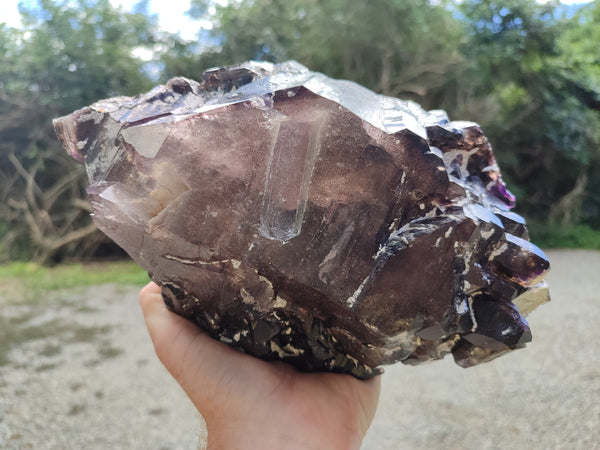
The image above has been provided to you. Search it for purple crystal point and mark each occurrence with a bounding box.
[53,61,550,378]
[490,182,516,208]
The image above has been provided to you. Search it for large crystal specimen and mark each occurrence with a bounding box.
[54,61,550,378]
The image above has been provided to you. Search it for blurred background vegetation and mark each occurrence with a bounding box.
[1,0,599,265]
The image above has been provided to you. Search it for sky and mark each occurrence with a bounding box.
[2,0,593,39]
[2,0,208,41]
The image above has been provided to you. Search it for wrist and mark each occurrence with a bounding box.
[205,419,363,450]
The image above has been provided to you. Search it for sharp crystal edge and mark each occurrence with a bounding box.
[53,61,550,378]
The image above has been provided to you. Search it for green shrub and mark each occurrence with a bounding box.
[528,222,600,250]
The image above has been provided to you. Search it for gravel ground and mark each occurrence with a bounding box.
[0,249,598,449]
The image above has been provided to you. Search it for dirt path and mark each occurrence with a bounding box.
[1,250,598,449]
[0,282,202,449]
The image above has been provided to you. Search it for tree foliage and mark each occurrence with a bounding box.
[0,0,158,262]
[456,0,600,226]
[166,0,465,108]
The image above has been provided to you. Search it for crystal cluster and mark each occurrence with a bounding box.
[54,61,550,378]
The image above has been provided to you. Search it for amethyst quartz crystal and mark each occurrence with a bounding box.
[54,61,550,378]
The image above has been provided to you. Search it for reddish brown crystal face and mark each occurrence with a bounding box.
[54,61,550,378]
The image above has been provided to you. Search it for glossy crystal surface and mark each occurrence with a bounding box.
[54,61,550,378]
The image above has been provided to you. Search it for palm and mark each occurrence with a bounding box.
[140,282,380,449]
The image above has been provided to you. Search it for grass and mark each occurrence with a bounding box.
[0,260,150,292]
[528,223,600,250]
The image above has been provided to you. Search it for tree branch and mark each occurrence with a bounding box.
[48,222,99,253]
[7,152,43,200]
[548,172,588,225]
[43,170,84,211]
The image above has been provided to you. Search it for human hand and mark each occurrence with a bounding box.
[139,281,381,450]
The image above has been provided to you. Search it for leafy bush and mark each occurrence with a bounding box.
[528,222,600,250]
